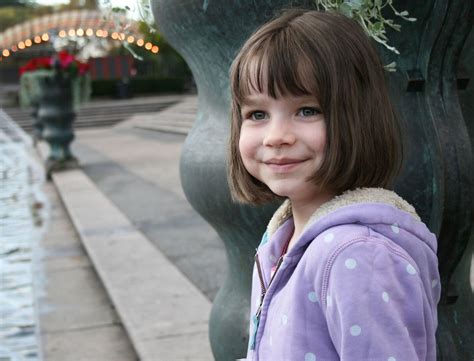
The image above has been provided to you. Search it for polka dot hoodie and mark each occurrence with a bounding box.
[245,188,440,361]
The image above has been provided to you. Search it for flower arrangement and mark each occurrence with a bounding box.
[19,51,91,109]
[19,51,90,77]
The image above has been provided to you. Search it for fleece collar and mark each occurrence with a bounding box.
[266,187,420,237]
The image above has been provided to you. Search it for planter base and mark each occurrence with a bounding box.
[46,156,79,180]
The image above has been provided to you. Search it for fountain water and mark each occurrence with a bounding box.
[0,109,50,361]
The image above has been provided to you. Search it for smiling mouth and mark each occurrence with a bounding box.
[264,158,307,172]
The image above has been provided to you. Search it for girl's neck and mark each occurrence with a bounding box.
[287,190,335,252]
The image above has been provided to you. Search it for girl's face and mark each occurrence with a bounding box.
[239,91,328,205]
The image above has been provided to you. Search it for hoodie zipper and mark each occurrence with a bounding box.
[250,252,285,350]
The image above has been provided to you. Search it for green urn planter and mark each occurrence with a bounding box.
[151,0,473,360]
[30,101,42,144]
[37,71,78,177]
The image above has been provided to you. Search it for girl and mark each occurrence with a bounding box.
[228,9,440,361]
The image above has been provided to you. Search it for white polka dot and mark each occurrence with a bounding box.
[350,325,362,336]
[432,279,438,288]
[382,292,390,302]
[324,233,334,243]
[305,353,316,361]
[255,298,261,308]
[281,314,288,325]
[326,296,332,307]
[406,264,417,275]
[280,258,288,270]
[391,223,400,234]
[308,292,318,303]
[388,357,397,361]
[269,255,277,263]
[345,258,357,269]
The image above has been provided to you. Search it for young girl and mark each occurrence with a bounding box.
[228,9,440,361]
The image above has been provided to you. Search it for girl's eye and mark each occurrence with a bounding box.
[250,111,267,121]
[298,107,321,117]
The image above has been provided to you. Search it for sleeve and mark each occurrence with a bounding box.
[321,240,435,361]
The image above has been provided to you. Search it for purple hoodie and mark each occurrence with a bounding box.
[245,188,440,361]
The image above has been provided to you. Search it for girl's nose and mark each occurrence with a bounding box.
[262,120,296,147]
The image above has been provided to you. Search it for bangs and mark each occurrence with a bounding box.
[233,28,322,103]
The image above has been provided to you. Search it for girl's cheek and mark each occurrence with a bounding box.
[239,132,258,170]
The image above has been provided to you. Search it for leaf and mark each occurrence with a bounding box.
[384,61,397,72]
[348,0,362,9]
[396,10,408,16]
[372,21,383,32]
[339,3,353,17]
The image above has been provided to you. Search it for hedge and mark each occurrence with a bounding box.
[91,77,186,97]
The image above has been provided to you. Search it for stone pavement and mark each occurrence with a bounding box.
[35,95,226,360]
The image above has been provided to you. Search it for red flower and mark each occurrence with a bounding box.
[19,52,89,76]
[57,50,75,69]
[77,62,90,75]
[19,57,51,74]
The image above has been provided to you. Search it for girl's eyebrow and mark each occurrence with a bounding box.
[241,95,269,106]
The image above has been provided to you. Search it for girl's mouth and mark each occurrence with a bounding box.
[264,158,306,172]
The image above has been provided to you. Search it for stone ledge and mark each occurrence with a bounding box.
[38,146,214,360]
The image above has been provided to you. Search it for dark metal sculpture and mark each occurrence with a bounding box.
[37,69,78,177]
[151,0,473,359]
[30,100,42,145]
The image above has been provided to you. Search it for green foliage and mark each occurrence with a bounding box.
[0,5,53,32]
[91,76,185,97]
[0,0,97,32]
[315,0,416,71]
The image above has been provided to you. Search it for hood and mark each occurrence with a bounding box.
[264,187,437,259]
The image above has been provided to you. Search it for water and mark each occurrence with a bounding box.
[0,109,49,361]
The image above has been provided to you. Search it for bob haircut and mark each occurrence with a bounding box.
[228,9,403,204]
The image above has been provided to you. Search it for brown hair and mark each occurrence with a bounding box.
[228,9,403,204]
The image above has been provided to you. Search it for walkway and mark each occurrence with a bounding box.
[35,95,226,360]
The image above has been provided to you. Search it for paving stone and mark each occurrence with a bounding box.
[35,183,137,361]
[41,324,138,361]
[49,169,214,361]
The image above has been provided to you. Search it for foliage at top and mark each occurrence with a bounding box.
[315,0,416,71]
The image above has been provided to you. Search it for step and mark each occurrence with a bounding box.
[37,143,214,361]
[116,96,198,135]
[4,103,177,122]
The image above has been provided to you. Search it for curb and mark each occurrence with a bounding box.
[37,143,214,361]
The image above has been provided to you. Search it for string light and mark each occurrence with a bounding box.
[1,28,161,57]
